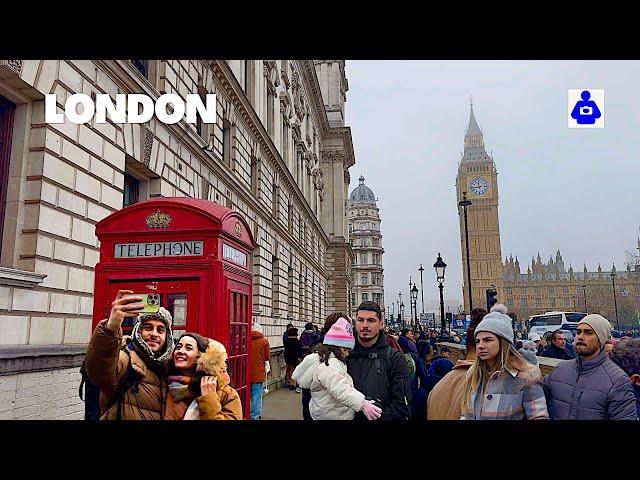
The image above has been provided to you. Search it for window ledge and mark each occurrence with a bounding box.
[0,267,47,288]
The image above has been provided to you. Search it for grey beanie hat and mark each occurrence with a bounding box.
[580,314,612,350]
[475,311,514,344]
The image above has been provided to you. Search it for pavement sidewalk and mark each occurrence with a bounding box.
[261,386,303,420]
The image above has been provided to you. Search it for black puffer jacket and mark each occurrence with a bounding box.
[347,332,411,421]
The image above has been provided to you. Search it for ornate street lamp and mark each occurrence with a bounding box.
[411,283,419,330]
[458,192,473,311]
[418,264,425,315]
[434,253,447,335]
[400,302,405,329]
[611,270,620,329]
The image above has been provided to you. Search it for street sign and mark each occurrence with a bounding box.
[420,313,435,326]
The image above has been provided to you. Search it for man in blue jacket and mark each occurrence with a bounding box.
[543,314,636,420]
[540,330,576,360]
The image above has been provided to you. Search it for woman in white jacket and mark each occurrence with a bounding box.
[292,317,382,420]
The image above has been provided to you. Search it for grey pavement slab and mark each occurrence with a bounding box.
[261,386,303,420]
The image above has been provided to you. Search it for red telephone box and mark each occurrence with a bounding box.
[92,197,256,418]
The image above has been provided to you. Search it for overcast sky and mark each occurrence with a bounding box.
[344,60,640,313]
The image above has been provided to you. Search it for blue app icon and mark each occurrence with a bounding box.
[571,90,602,125]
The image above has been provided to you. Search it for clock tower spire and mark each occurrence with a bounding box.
[456,102,503,313]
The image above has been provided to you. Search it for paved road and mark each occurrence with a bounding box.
[261,386,303,420]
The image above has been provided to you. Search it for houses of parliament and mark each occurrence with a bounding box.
[456,104,640,325]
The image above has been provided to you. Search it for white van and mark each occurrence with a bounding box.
[527,311,588,337]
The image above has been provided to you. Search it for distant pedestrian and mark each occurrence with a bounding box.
[540,330,576,360]
[250,323,270,420]
[283,326,302,391]
[460,310,549,420]
[292,317,382,420]
[543,314,636,420]
[282,322,293,347]
[300,322,320,357]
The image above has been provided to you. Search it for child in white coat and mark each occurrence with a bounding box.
[292,317,382,420]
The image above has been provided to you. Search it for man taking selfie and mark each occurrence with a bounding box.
[85,290,175,420]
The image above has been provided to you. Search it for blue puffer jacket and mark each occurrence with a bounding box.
[542,350,637,420]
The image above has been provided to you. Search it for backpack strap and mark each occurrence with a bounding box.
[106,344,142,420]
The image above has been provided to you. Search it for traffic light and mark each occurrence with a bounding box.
[486,287,498,311]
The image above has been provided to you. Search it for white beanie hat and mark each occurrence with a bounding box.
[579,314,612,350]
[475,311,514,344]
[252,322,264,334]
[528,332,541,342]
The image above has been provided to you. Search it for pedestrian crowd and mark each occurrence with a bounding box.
[84,291,639,420]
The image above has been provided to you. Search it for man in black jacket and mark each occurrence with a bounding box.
[347,301,411,421]
[540,330,576,360]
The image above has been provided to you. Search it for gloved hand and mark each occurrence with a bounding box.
[362,399,382,420]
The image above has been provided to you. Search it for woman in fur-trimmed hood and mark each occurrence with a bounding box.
[165,332,243,420]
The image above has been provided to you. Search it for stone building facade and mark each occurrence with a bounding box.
[0,59,355,419]
[456,102,639,326]
[347,175,385,317]
[502,248,640,326]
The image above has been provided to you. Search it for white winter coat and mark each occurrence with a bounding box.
[292,351,366,420]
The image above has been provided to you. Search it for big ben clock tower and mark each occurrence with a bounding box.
[456,102,503,313]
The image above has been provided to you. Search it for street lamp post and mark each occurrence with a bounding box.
[418,264,425,315]
[582,284,587,313]
[400,302,405,329]
[458,192,473,312]
[611,271,619,329]
[398,291,402,329]
[411,283,419,330]
[433,253,447,335]
[409,277,413,329]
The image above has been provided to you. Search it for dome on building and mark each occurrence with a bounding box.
[349,175,376,204]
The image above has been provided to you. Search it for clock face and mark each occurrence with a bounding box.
[470,177,490,195]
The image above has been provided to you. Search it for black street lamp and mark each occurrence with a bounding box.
[581,284,587,313]
[611,271,619,329]
[408,276,413,329]
[458,192,473,312]
[418,264,425,315]
[434,253,447,335]
[400,302,405,329]
[411,283,419,330]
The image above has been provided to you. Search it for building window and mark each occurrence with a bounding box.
[282,116,289,164]
[360,273,368,285]
[373,293,381,305]
[244,60,255,104]
[351,292,356,308]
[0,96,15,256]
[361,293,369,302]
[124,173,140,206]
[272,183,279,218]
[222,119,234,169]
[266,88,274,138]
[287,267,294,318]
[196,82,207,139]
[131,60,149,78]
[372,253,380,265]
[521,298,528,308]
[563,286,569,294]
[250,157,259,196]
[360,253,368,264]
